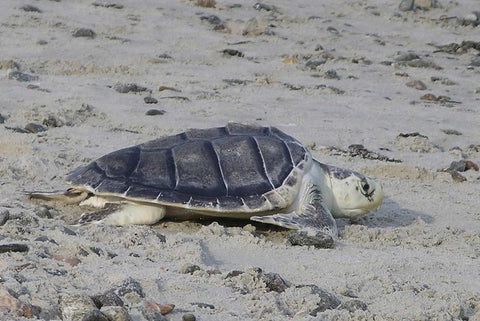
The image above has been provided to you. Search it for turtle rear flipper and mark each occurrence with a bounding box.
[250,181,337,236]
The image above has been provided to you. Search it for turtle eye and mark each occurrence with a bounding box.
[362,182,370,192]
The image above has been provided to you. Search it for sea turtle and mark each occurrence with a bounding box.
[29,123,383,237]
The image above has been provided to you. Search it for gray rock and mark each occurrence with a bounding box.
[25,123,47,133]
[338,299,368,312]
[8,70,39,82]
[261,272,289,293]
[35,205,53,218]
[398,0,414,11]
[0,113,5,124]
[100,306,131,321]
[60,294,97,321]
[296,284,341,315]
[81,309,109,321]
[116,277,144,298]
[286,230,334,249]
[449,161,467,172]
[305,59,326,70]
[72,28,96,38]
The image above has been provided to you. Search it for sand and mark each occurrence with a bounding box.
[0,0,479,320]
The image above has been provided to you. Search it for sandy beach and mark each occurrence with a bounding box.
[1,0,479,320]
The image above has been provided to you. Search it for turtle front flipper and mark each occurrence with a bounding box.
[26,188,90,204]
[250,181,337,236]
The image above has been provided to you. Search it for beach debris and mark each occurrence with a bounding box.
[145,109,166,116]
[190,302,215,309]
[406,79,427,90]
[222,49,244,57]
[92,2,124,9]
[158,86,180,92]
[338,299,368,312]
[0,210,9,226]
[199,14,226,30]
[325,144,401,162]
[286,230,334,249]
[7,70,39,82]
[20,5,42,12]
[144,96,158,104]
[182,314,196,321]
[72,28,96,38]
[179,263,201,274]
[145,302,175,315]
[43,115,64,128]
[0,243,29,253]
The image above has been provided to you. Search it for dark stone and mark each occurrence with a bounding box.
[286,230,334,249]
[222,49,244,57]
[8,70,39,82]
[398,0,414,11]
[145,109,166,116]
[0,243,29,253]
[305,59,326,70]
[449,161,467,172]
[225,270,244,278]
[144,97,158,104]
[0,210,9,226]
[44,268,67,276]
[182,314,196,321]
[179,264,201,274]
[0,113,5,124]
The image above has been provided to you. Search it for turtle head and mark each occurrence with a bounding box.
[323,165,383,218]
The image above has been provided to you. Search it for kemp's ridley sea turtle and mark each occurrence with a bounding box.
[29,123,383,237]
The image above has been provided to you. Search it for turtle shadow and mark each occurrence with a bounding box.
[336,196,433,230]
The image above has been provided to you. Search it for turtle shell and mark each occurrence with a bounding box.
[67,123,311,213]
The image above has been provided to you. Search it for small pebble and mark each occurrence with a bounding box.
[286,230,334,249]
[441,129,462,135]
[50,254,81,267]
[0,113,5,124]
[72,28,96,38]
[145,302,174,315]
[305,59,326,70]
[8,70,39,82]
[145,109,166,116]
[179,263,201,274]
[0,210,10,226]
[449,170,467,182]
[144,97,158,104]
[196,0,216,8]
[253,2,275,12]
[182,314,196,321]
[296,284,341,315]
[326,26,339,35]
[461,159,479,171]
[43,115,64,128]
[35,205,53,218]
[406,80,427,90]
[25,123,47,133]
[60,294,97,321]
[0,244,29,253]
[261,272,289,293]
